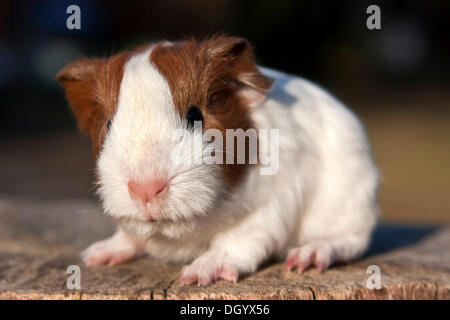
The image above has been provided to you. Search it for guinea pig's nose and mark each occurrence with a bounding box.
[127,178,167,205]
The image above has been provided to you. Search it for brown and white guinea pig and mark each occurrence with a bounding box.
[57,35,379,286]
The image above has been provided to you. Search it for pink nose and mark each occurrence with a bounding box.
[128,178,167,205]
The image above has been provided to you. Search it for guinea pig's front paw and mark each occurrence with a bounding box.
[179,252,238,286]
[81,239,137,267]
[286,242,335,274]
[81,231,142,267]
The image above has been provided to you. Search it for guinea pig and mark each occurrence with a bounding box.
[57,35,379,286]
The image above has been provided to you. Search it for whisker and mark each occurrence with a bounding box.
[97,122,108,151]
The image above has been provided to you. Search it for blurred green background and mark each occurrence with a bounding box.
[0,0,449,223]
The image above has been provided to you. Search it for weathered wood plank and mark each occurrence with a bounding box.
[0,198,448,299]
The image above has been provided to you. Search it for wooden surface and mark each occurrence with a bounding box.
[0,197,448,300]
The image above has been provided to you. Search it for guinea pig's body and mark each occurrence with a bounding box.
[58,36,378,285]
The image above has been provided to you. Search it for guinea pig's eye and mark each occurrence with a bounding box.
[107,120,112,131]
[186,106,203,130]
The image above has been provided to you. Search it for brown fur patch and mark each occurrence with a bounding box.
[150,36,273,187]
[57,51,133,157]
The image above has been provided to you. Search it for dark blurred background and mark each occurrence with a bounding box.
[0,0,449,223]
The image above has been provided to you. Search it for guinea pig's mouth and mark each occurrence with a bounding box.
[113,214,173,226]
[137,203,167,222]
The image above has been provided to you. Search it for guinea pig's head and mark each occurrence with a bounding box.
[57,36,272,237]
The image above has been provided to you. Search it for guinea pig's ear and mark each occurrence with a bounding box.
[56,58,105,134]
[203,36,274,107]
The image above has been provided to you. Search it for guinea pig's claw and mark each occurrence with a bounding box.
[179,261,238,286]
[286,242,334,274]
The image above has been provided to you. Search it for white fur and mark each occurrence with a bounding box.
[85,50,379,284]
